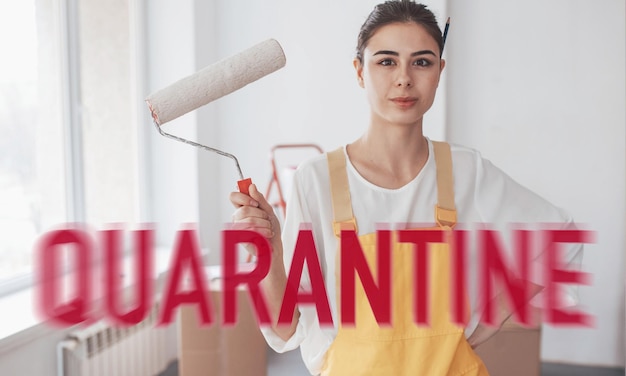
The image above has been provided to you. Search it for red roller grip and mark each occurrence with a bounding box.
[238,178,252,195]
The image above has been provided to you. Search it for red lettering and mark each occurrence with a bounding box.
[340,230,391,325]
[279,229,332,325]
[31,225,596,329]
[36,229,92,326]
[398,229,444,325]
[103,228,154,325]
[158,229,211,326]
[544,229,593,326]
[480,229,531,326]
[451,229,469,325]
[222,230,271,325]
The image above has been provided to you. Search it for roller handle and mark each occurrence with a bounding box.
[238,177,253,263]
[237,178,252,195]
[239,179,278,264]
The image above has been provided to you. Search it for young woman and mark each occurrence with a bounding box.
[230,1,581,374]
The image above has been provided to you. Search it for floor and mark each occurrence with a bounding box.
[160,350,625,376]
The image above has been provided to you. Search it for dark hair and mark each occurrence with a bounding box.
[356,0,444,62]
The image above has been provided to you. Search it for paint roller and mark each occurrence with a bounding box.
[145,38,286,194]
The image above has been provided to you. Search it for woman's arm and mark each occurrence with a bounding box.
[229,184,299,340]
[468,281,544,348]
[467,151,584,345]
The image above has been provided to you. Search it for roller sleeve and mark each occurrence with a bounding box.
[146,38,286,126]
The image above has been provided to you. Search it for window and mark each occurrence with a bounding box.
[0,0,143,296]
[0,0,66,289]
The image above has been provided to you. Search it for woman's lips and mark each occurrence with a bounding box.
[391,97,418,108]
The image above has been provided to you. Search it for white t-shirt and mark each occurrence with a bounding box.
[261,138,582,375]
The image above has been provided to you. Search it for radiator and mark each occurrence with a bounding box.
[57,304,170,376]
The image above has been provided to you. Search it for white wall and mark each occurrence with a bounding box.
[144,0,625,369]
[446,0,625,367]
[146,0,200,247]
[0,326,77,375]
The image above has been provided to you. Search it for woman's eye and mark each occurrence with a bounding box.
[379,59,395,66]
[413,59,432,67]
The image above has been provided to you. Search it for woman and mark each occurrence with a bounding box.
[230,1,581,375]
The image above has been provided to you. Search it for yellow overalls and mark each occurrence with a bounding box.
[321,142,489,375]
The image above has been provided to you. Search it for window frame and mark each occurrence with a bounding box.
[0,0,149,299]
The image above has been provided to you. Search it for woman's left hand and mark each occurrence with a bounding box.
[467,322,502,349]
[468,281,544,349]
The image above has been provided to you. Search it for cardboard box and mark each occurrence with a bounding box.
[178,285,267,376]
[473,310,542,376]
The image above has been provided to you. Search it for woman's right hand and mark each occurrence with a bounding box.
[230,184,297,337]
[229,183,283,257]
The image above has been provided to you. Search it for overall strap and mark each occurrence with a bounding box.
[327,142,456,234]
[432,141,457,228]
[327,147,358,238]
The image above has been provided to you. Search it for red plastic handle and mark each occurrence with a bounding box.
[238,177,254,263]
[238,178,252,195]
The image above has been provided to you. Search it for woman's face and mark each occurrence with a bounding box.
[355,22,445,127]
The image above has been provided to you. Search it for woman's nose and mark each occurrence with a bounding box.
[395,67,412,87]
[396,80,412,87]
